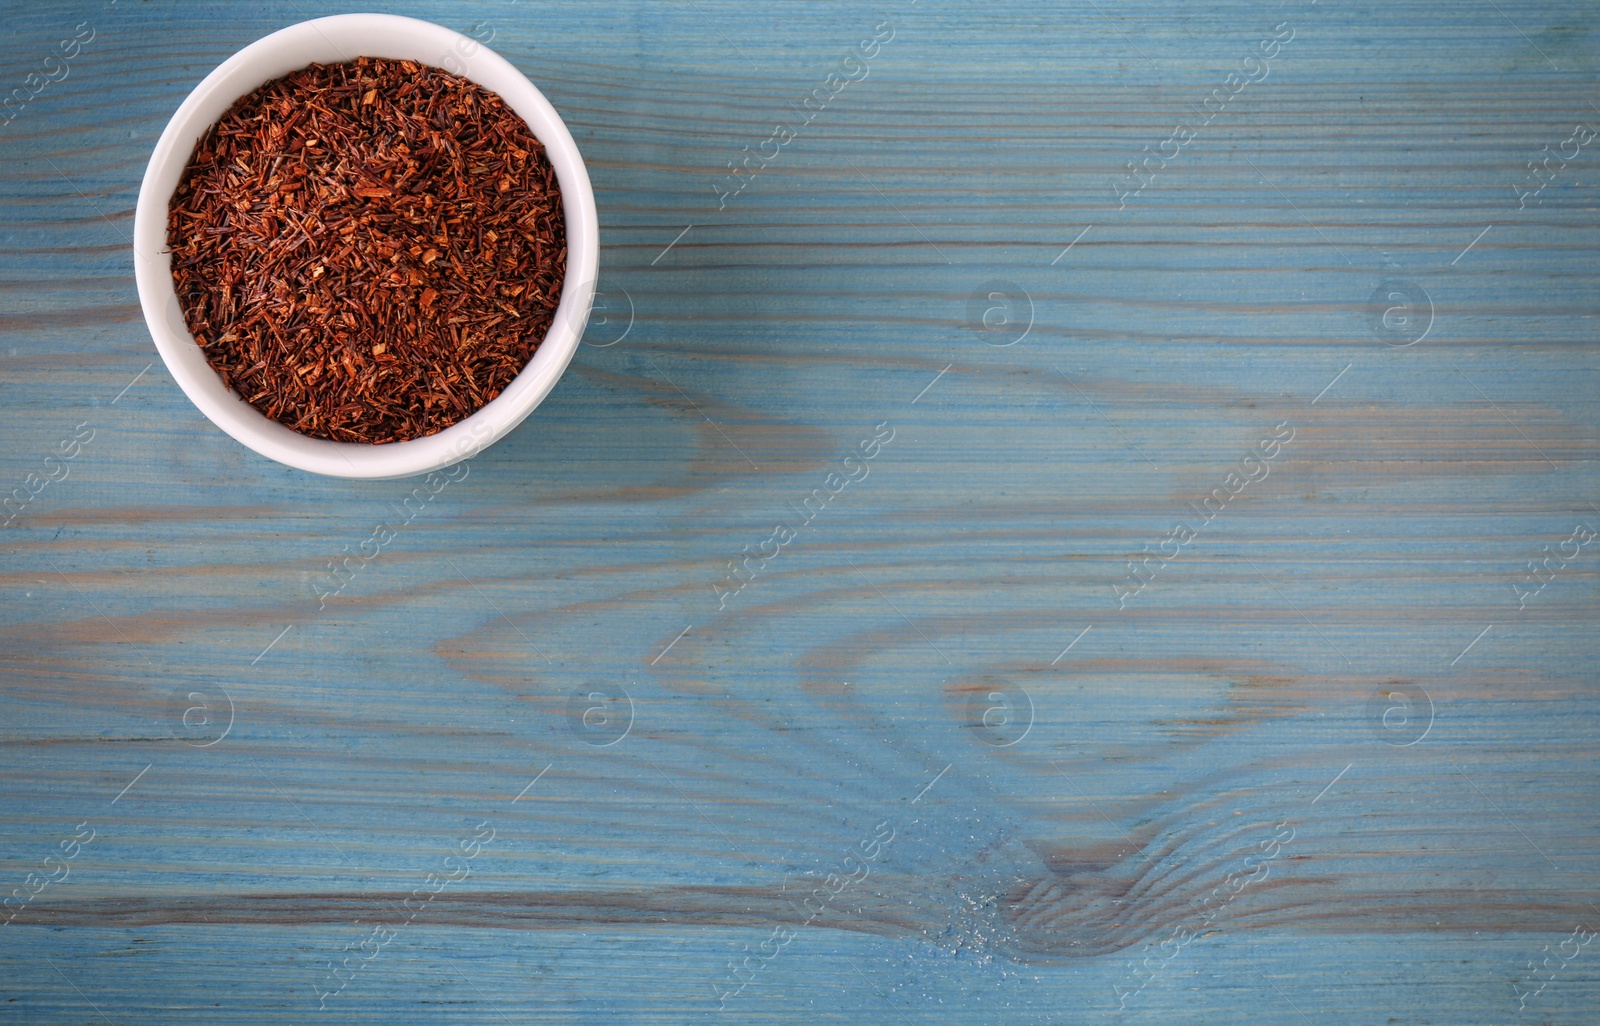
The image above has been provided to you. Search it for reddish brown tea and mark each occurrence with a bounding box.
[167,57,566,444]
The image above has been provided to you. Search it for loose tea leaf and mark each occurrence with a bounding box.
[167,57,566,444]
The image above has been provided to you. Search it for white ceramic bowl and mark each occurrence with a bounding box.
[134,14,597,479]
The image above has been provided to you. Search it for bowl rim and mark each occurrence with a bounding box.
[133,12,597,480]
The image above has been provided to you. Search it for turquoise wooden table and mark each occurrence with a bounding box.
[3,0,1598,1022]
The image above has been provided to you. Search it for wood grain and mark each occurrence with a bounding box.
[1,0,1597,1022]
